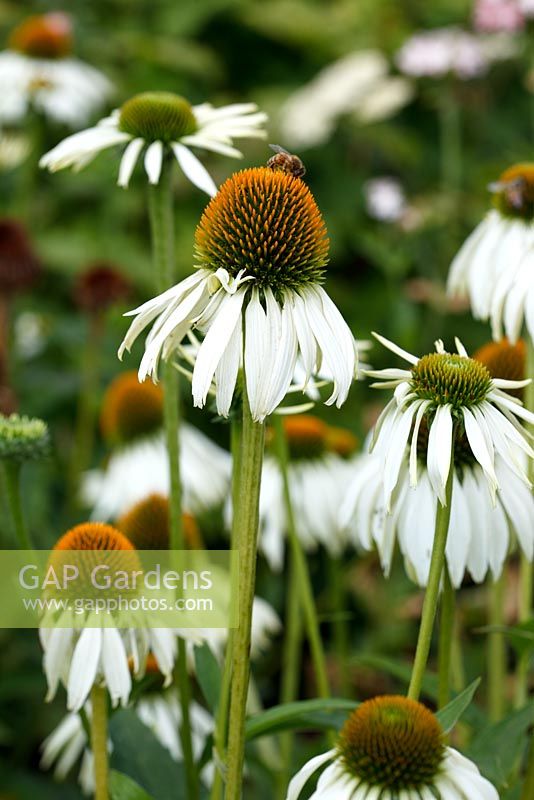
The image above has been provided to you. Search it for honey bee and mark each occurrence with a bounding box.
[266,144,306,178]
[489,176,526,212]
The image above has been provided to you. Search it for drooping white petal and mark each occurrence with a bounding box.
[286,749,337,800]
[144,140,164,184]
[171,142,217,196]
[118,137,144,187]
[101,628,132,707]
[426,404,453,505]
[67,628,102,711]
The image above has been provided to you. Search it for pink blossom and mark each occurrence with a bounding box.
[474,0,525,32]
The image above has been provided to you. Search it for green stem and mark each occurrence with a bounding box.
[408,468,454,701]
[3,461,32,548]
[148,159,197,798]
[439,86,462,195]
[488,571,507,722]
[225,383,265,800]
[70,314,103,500]
[516,338,534,708]
[329,556,350,697]
[210,417,243,800]
[91,685,109,800]
[272,415,330,700]
[438,566,455,709]
[277,549,303,799]
[521,735,534,800]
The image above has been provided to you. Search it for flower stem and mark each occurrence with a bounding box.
[408,468,454,702]
[148,159,197,798]
[272,415,330,699]
[277,548,303,799]
[91,685,109,800]
[69,314,103,502]
[210,416,242,800]
[516,338,534,708]
[437,566,455,709]
[225,382,265,800]
[3,460,32,548]
[488,571,507,722]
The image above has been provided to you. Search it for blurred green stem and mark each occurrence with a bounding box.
[91,685,109,800]
[70,314,103,500]
[272,414,330,700]
[148,159,198,799]
[408,467,453,701]
[516,339,534,708]
[277,547,303,799]
[225,381,265,800]
[3,460,31,548]
[488,571,507,722]
[439,87,462,194]
[211,416,242,800]
[329,556,350,696]
[437,566,454,709]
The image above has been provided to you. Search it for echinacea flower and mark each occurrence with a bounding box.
[0,412,49,462]
[396,28,489,79]
[81,371,231,519]
[41,658,213,795]
[365,333,533,509]
[0,13,112,127]
[342,335,534,585]
[119,166,357,422]
[117,494,203,550]
[39,522,181,711]
[242,415,358,570]
[73,262,131,315]
[447,163,534,344]
[40,91,267,194]
[363,177,406,223]
[287,695,498,799]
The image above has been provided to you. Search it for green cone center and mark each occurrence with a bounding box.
[411,353,492,410]
[119,92,197,143]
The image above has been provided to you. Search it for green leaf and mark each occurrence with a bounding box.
[109,710,187,800]
[475,621,534,658]
[194,643,221,713]
[435,678,481,733]
[245,698,357,740]
[110,771,155,800]
[467,704,534,787]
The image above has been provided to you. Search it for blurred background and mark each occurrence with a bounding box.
[0,0,532,797]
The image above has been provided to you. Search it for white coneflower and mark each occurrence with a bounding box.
[195,594,281,662]
[81,371,231,519]
[252,415,358,570]
[447,163,534,343]
[279,51,413,149]
[363,177,407,223]
[39,522,181,712]
[396,28,489,79]
[286,695,498,800]
[0,13,112,127]
[340,444,534,587]
[41,659,213,795]
[40,90,267,195]
[119,166,357,423]
[365,333,533,509]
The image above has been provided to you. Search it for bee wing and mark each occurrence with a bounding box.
[269,143,290,155]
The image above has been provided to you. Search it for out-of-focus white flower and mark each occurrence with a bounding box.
[40,93,267,194]
[396,27,489,79]
[447,163,534,343]
[519,0,534,16]
[0,129,30,170]
[14,311,47,358]
[227,415,359,570]
[364,177,407,222]
[83,424,231,521]
[0,13,111,127]
[279,51,413,149]
[195,595,281,661]
[474,0,525,32]
[41,686,214,795]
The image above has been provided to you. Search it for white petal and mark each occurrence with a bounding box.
[371,331,418,364]
[118,137,144,187]
[101,628,131,707]
[67,628,102,711]
[286,750,337,800]
[171,142,217,196]
[144,140,163,184]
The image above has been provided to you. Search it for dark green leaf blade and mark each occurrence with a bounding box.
[110,770,155,800]
[435,678,481,733]
[245,698,357,740]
